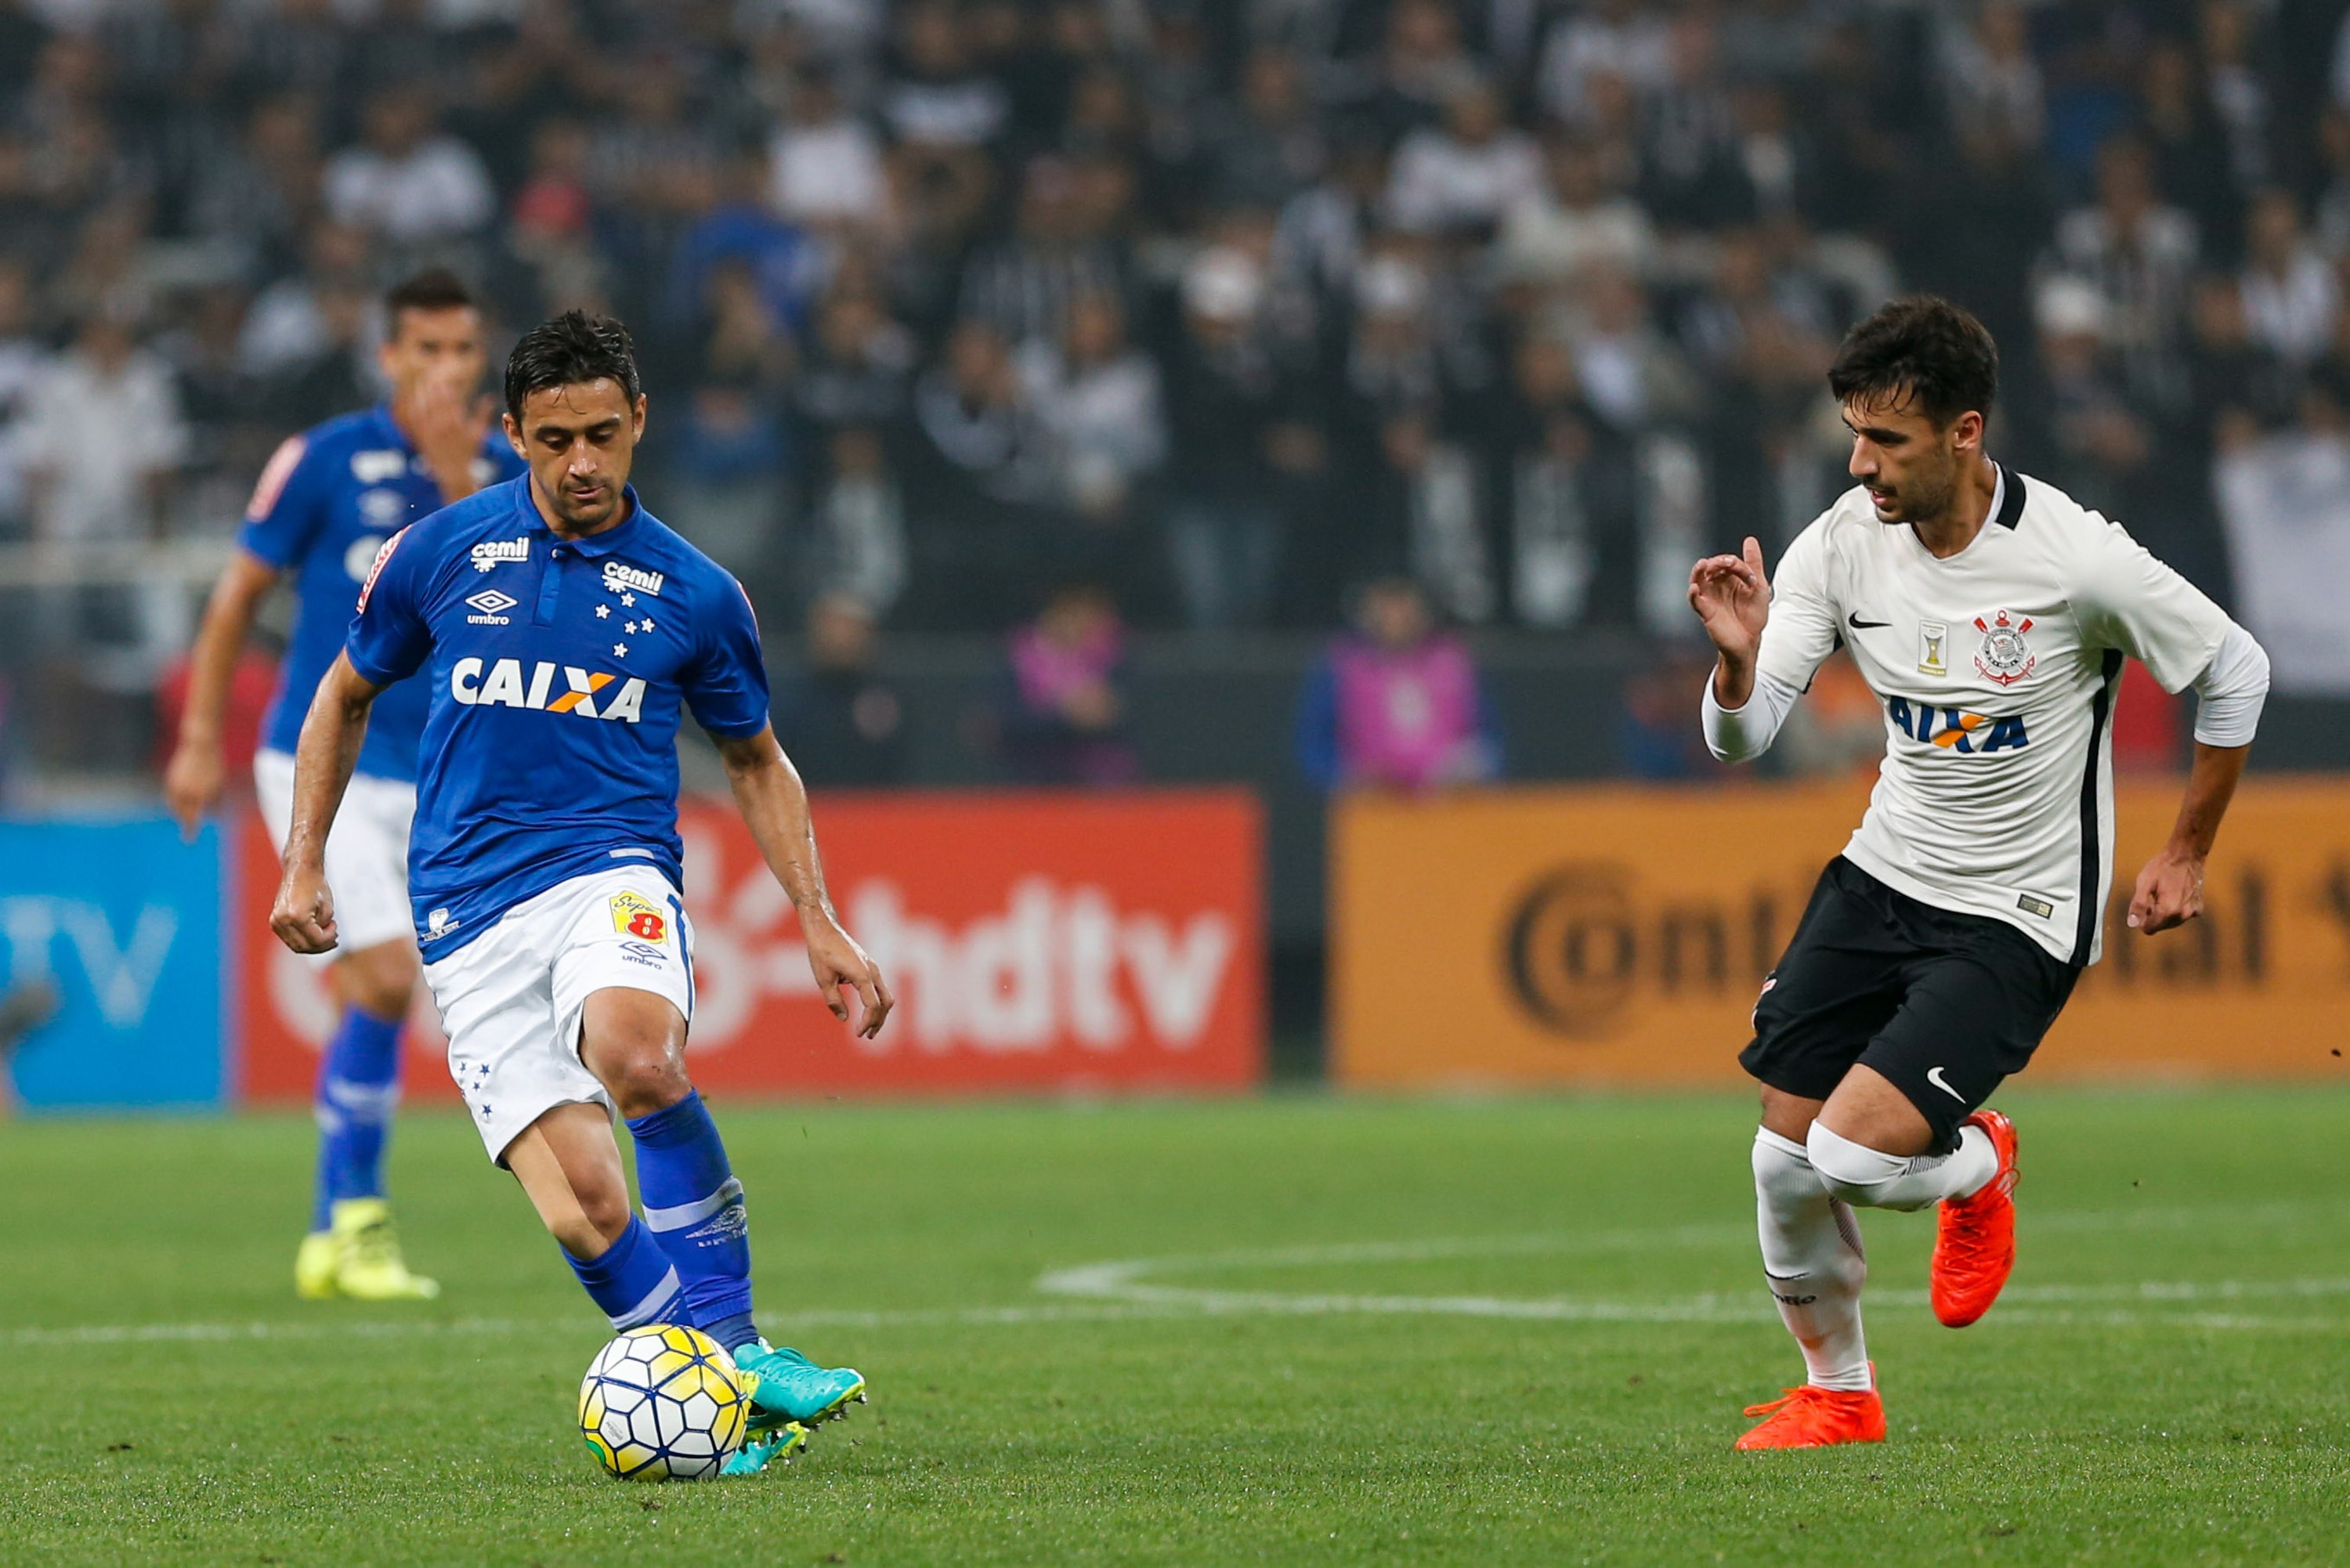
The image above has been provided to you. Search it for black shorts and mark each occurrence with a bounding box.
[1741,857,2080,1146]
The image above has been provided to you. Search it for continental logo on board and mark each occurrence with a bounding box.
[1498,859,2344,1042]
[1329,781,2350,1089]
[1501,862,1794,1039]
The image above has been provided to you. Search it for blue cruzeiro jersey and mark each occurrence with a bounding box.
[239,405,526,781]
[345,477,772,962]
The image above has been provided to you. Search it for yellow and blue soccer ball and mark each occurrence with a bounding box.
[577,1324,750,1480]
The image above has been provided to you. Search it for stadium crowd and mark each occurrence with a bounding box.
[4,0,2350,775]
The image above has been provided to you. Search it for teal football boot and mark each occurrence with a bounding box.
[721,1420,808,1477]
[732,1340,866,1428]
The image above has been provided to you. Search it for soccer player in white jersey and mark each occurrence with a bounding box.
[1688,297,2271,1449]
[271,312,894,1476]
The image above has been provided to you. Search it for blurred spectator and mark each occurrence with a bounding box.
[1294,576,1499,793]
[998,580,1137,786]
[2237,190,2337,366]
[1617,645,1722,780]
[1493,135,1657,290]
[0,259,49,537]
[1386,81,1542,238]
[2047,137,2200,406]
[1163,245,1314,630]
[322,85,495,250]
[19,311,186,544]
[770,72,890,231]
[956,157,1124,347]
[807,426,908,617]
[1202,47,1324,211]
[661,146,819,348]
[1939,2,2044,172]
[2212,385,2350,693]
[797,284,917,434]
[1017,290,1165,525]
[1537,0,1672,125]
[773,593,909,789]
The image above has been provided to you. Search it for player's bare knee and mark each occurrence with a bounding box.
[595,1046,691,1121]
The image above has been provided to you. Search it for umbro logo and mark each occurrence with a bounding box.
[465,588,518,624]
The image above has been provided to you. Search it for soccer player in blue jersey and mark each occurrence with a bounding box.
[270,311,894,1476]
[168,269,522,1302]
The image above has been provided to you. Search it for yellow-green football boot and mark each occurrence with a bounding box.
[294,1230,342,1299]
[330,1198,440,1300]
[720,1419,809,1477]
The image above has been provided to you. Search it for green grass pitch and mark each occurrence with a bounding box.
[2,1088,2346,1566]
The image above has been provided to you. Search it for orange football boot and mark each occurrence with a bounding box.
[1734,1370,1886,1451]
[1932,1108,2019,1328]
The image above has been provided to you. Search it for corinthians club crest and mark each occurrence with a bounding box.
[1972,609,2036,687]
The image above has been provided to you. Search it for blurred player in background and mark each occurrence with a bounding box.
[1688,298,2271,1449]
[272,311,891,1476]
[166,269,522,1301]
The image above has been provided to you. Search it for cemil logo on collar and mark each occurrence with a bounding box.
[602,561,664,598]
[471,538,530,573]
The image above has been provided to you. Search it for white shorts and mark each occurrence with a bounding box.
[420,866,696,1163]
[255,748,418,959]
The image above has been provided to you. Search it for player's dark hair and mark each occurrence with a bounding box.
[503,309,642,421]
[1828,296,1999,428]
[384,267,476,327]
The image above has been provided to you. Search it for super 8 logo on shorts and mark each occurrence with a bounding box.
[609,890,668,943]
[450,656,647,722]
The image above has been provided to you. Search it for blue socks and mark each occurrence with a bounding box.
[627,1090,757,1350]
[310,1006,404,1231]
[565,1214,682,1329]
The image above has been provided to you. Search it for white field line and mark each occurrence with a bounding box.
[13,1202,2350,1347]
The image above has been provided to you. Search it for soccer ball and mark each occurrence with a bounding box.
[577,1324,750,1480]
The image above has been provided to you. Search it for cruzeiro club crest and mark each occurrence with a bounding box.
[1972,609,2036,687]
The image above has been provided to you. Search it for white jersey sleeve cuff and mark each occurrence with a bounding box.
[2189,622,2269,749]
[1701,668,1804,762]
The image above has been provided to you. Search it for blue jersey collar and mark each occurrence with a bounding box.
[366,403,416,456]
[511,479,653,557]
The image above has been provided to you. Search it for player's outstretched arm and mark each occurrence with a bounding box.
[164,551,280,840]
[2128,741,2251,934]
[714,726,896,1040]
[270,652,382,956]
[1688,536,1772,708]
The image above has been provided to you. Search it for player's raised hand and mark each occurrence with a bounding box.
[2127,847,2206,934]
[1687,535,1772,660]
[271,863,340,955]
[802,910,895,1039]
[161,735,226,842]
[400,370,496,504]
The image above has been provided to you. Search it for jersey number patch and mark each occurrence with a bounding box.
[609,891,668,945]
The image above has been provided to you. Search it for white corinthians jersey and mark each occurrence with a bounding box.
[1753,468,2232,965]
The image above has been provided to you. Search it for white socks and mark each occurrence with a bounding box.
[1752,1128,1871,1392]
[1806,1121,1996,1213]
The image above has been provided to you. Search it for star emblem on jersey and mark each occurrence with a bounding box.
[613,642,627,657]
[595,604,609,619]
[1972,610,2037,687]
